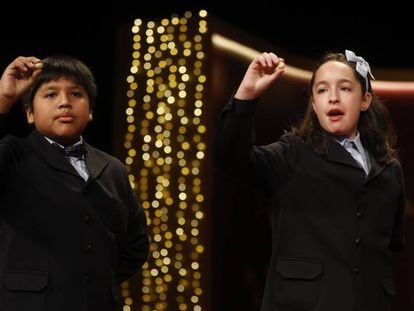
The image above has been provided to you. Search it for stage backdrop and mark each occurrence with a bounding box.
[112,10,414,311]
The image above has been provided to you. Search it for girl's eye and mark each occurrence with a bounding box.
[317,88,326,94]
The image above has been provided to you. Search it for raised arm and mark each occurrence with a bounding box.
[234,52,285,100]
[0,56,42,114]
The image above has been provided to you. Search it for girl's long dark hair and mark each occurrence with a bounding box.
[292,52,398,165]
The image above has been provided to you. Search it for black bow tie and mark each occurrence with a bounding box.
[54,143,87,159]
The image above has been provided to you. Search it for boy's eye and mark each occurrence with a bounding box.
[45,92,57,98]
[71,91,83,97]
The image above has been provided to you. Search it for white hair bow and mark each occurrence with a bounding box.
[345,49,375,89]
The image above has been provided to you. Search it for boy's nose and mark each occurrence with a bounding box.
[58,102,71,108]
[58,95,72,108]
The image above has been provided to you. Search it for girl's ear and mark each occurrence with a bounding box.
[361,92,372,111]
[88,111,93,121]
[311,96,317,112]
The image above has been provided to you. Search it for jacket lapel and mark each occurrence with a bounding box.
[324,137,387,181]
[366,154,387,181]
[324,138,363,172]
[27,130,78,176]
[84,145,109,182]
[28,130,110,183]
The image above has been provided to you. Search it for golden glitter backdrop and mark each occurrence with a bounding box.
[119,9,209,311]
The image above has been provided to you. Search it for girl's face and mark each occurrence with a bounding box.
[311,60,372,138]
[26,76,92,145]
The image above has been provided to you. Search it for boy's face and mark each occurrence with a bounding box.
[26,76,93,145]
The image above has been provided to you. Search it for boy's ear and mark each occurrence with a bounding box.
[88,111,93,121]
[25,107,34,124]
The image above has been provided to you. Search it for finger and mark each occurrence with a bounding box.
[277,60,285,71]
[34,62,43,70]
[12,57,41,76]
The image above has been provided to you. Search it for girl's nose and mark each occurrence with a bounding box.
[328,91,339,104]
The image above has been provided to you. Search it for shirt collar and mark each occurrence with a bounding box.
[44,136,84,148]
[335,131,364,153]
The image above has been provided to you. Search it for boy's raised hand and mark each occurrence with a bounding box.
[0,56,42,113]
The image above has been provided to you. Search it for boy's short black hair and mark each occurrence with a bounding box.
[23,55,97,111]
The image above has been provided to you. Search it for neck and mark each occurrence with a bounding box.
[43,135,83,147]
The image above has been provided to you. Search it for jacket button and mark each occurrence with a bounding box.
[86,244,94,253]
[356,211,364,219]
[355,238,362,246]
[353,267,359,274]
[84,215,91,224]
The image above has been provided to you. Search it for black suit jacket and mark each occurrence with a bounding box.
[214,98,406,311]
[0,120,149,311]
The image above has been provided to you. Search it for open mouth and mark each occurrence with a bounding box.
[327,109,344,121]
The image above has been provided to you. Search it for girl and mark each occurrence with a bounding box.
[214,51,406,311]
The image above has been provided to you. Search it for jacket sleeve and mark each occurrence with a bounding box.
[0,114,7,138]
[0,114,15,192]
[213,96,257,171]
[213,96,296,196]
[116,177,150,283]
[389,160,406,253]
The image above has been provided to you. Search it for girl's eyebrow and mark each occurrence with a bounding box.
[314,78,353,86]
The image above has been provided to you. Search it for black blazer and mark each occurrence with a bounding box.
[214,98,406,311]
[0,123,149,311]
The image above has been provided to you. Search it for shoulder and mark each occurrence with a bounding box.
[85,145,132,187]
[1,133,24,144]
[280,131,300,141]
[86,144,121,161]
[389,158,405,177]
[0,135,29,171]
[0,134,27,153]
[260,131,304,160]
[278,131,305,149]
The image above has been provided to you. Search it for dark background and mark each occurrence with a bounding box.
[2,2,413,152]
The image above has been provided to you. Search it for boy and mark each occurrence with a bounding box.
[0,55,149,311]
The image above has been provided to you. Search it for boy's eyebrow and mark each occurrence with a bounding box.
[37,84,86,92]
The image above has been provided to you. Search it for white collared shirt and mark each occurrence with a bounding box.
[44,136,89,181]
[337,132,371,175]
